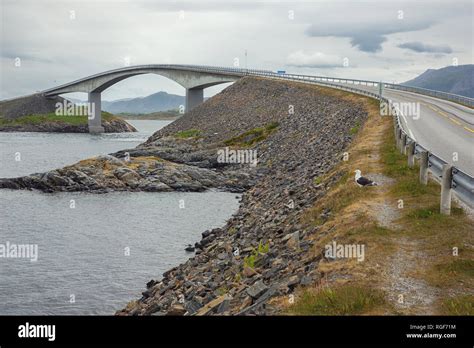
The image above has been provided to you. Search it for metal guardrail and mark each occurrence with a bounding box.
[173,65,473,107]
[382,83,474,108]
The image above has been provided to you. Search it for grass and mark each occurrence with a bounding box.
[440,295,474,315]
[349,121,361,135]
[243,241,270,269]
[302,170,371,227]
[0,112,116,126]
[289,285,386,315]
[436,259,474,277]
[424,259,474,288]
[224,122,279,147]
[174,129,201,138]
[284,92,473,315]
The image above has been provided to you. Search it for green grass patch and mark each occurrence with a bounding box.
[314,176,323,185]
[224,122,279,147]
[349,121,361,135]
[402,204,467,237]
[346,224,394,237]
[434,259,474,280]
[243,241,270,269]
[0,112,115,126]
[440,295,474,315]
[289,285,386,315]
[174,129,201,138]
[381,133,412,178]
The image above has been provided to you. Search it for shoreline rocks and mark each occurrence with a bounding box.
[0,117,137,133]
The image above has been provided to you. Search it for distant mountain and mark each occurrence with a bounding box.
[102,92,185,114]
[402,65,474,98]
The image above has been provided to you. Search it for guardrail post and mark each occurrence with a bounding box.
[393,119,398,140]
[396,128,402,150]
[440,164,453,215]
[419,151,429,185]
[400,133,407,154]
[407,142,416,167]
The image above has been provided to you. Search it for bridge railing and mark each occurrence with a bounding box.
[181,65,473,107]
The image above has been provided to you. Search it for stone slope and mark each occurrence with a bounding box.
[114,77,368,315]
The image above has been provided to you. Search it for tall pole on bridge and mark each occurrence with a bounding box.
[245,49,248,75]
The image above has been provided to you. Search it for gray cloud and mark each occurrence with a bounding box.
[398,42,453,54]
[306,20,434,53]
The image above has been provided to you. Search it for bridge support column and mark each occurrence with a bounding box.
[88,92,104,134]
[185,88,204,112]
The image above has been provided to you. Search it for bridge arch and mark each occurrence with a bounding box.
[43,65,242,133]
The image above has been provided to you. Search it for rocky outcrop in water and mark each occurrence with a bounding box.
[0,117,137,133]
[0,93,136,133]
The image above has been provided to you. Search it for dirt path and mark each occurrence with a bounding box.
[381,237,440,314]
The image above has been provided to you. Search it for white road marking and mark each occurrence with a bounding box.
[394,105,416,141]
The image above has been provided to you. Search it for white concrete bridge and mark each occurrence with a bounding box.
[42,65,268,133]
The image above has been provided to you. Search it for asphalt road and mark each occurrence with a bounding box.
[326,82,474,176]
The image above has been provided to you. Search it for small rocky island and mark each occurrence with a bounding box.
[0,93,136,133]
[0,77,368,315]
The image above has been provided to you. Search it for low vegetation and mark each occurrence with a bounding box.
[174,129,201,138]
[440,295,474,315]
[243,241,270,269]
[224,122,279,147]
[288,285,386,315]
[0,111,117,126]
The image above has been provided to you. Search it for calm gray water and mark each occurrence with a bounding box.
[0,120,169,178]
[0,120,240,315]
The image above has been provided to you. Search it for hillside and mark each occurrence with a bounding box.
[102,91,185,113]
[402,65,474,97]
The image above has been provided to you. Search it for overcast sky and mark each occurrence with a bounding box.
[1,0,472,100]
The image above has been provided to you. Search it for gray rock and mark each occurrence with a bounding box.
[246,280,269,299]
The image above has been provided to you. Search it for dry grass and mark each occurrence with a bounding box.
[281,90,473,315]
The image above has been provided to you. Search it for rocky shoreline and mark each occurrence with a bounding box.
[0,117,136,133]
[0,77,368,315]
